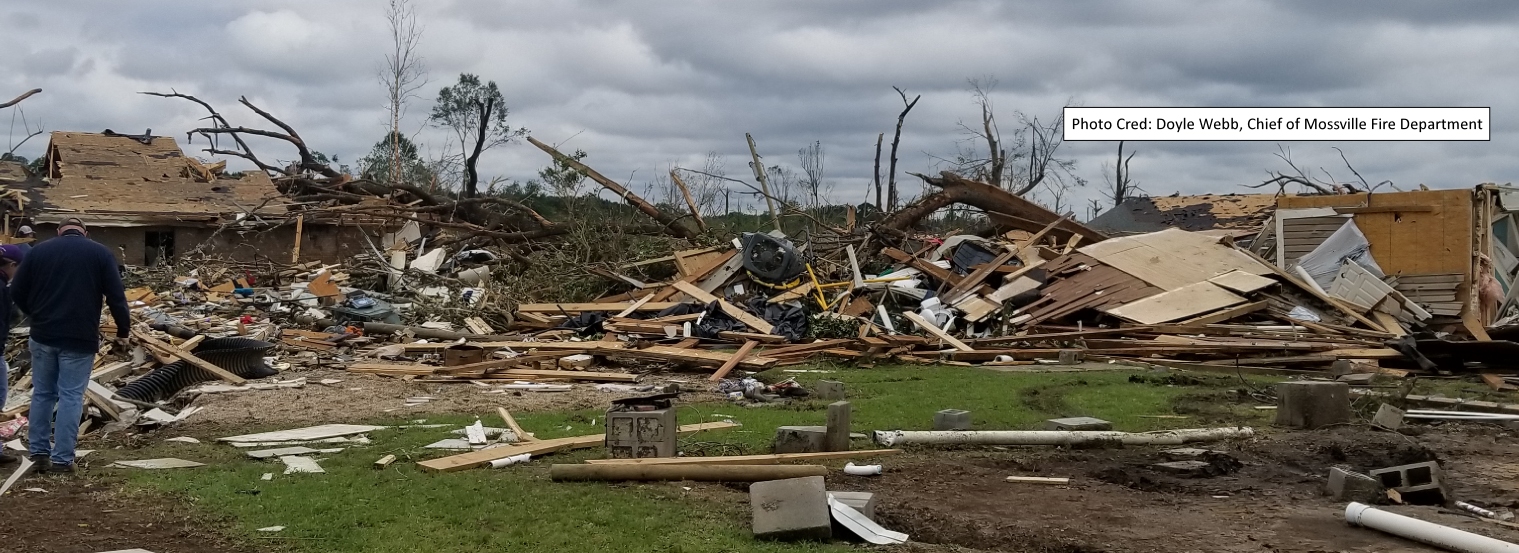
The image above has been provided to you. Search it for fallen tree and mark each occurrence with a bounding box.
[869,171,1106,252]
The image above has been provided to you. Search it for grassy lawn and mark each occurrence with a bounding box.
[105,364,1278,552]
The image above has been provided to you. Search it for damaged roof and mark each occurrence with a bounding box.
[26,131,288,224]
[0,161,28,184]
[1088,193,1279,235]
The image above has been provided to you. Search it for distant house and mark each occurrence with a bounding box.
[1,131,380,265]
[1088,193,1279,236]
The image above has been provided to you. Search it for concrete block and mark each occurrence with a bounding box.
[1058,349,1083,364]
[815,380,846,400]
[1273,381,1351,429]
[824,402,851,452]
[1328,467,1383,502]
[828,491,877,521]
[933,409,972,431]
[751,476,831,541]
[1372,404,1405,431]
[1368,461,1446,505]
[774,426,827,454]
[1329,359,1354,376]
[1043,417,1113,431]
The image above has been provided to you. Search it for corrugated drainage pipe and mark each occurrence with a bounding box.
[873,427,1253,447]
[1345,502,1519,553]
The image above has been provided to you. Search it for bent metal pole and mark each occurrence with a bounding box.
[872,427,1254,447]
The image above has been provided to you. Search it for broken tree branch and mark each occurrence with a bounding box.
[527,137,699,241]
[0,89,41,110]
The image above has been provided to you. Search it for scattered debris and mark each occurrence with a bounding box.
[110,458,206,469]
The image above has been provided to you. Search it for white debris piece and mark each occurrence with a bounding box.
[110,458,206,469]
[280,456,325,474]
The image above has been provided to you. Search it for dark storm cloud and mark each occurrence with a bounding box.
[0,0,1515,217]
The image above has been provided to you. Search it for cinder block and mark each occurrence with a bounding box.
[1328,467,1383,502]
[1368,461,1446,504]
[815,380,846,400]
[774,425,827,454]
[1274,381,1351,429]
[1372,404,1405,431]
[751,476,831,541]
[1329,359,1355,376]
[1044,417,1113,431]
[828,491,877,521]
[825,402,851,452]
[1057,349,1083,364]
[934,409,972,431]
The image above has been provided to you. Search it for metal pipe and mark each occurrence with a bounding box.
[1345,502,1519,553]
[873,427,1253,447]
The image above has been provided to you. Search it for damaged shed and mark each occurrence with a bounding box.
[14,131,378,265]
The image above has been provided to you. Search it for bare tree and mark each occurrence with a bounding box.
[797,140,827,208]
[1101,140,1138,208]
[380,0,427,186]
[887,86,920,211]
[429,74,526,198]
[872,133,884,210]
[1244,145,1393,195]
[952,78,1081,198]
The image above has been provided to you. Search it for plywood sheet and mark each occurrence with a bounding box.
[1078,228,1271,291]
[1208,270,1276,293]
[1279,190,1472,277]
[1102,282,1248,324]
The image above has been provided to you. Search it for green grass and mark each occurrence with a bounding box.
[106,364,1279,553]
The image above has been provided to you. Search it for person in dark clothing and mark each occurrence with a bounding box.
[0,244,23,466]
[11,218,131,473]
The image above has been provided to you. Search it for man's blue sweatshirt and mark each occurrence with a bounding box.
[11,232,131,353]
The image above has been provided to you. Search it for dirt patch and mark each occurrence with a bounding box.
[845,426,1519,552]
[0,475,263,553]
[180,368,703,425]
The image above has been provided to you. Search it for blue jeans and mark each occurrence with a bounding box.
[27,339,94,465]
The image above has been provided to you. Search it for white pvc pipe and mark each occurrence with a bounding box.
[1345,502,1519,553]
[873,427,1253,447]
[843,462,882,476]
[489,453,531,468]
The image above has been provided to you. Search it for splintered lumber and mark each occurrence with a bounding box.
[768,281,817,304]
[549,463,827,482]
[944,248,1018,303]
[492,369,637,382]
[498,407,534,441]
[901,311,975,351]
[1178,300,1269,325]
[517,302,682,313]
[710,340,759,381]
[593,344,777,369]
[374,454,397,469]
[651,250,739,302]
[717,330,788,344]
[418,421,739,472]
[584,449,901,465]
[673,281,775,332]
[133,330,246,384]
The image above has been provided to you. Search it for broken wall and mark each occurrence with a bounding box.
[34,223,371,266]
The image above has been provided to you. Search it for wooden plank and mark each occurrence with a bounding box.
[417,421,739,472]
[1177,300,1268,326]
[517,302,683,313]
[84,381,122,421]
[498,407,534,441]
[1104,282,1247,325]
[134,330,247,384]
[944,248,1017,303]
[901,311,974,352]
[612,294,655,318]
[593,344,776,369]
[90,361,136,383]
[291,214,304,263]
[845,245,865,290]
[709,340,758,381]
[719,300,775,335]
[768,281,816,304]
[671,279,718,303]
[1005,476,1071,485]
[716,331,788,344]
[584,449,901,465]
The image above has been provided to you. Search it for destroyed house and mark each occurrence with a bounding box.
[1089,193,1279,237]
[7,131,376,265]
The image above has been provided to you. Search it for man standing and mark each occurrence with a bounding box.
[13,225,34,254]
[11,218,130,473]
[0,245,24,466]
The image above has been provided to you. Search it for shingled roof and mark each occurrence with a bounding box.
[29,131,288,225]
[1088,193,1279,235]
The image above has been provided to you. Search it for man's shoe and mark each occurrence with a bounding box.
[42,462,74,474]
[27,455,49,468]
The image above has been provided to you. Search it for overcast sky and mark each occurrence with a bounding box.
[1,1,1515,219]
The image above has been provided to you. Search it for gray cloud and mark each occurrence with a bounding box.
[0,0,1514,219]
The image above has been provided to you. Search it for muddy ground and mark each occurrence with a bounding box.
[0,475,258,553]
[837,426,1519,552]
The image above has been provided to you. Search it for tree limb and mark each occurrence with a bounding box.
[0,89,41,109]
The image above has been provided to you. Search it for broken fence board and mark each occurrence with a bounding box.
[417,421,739,472]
